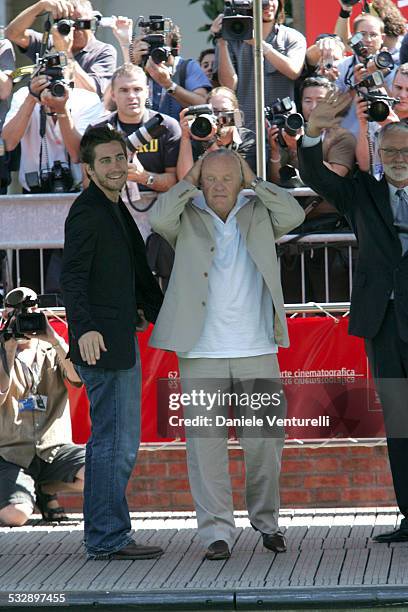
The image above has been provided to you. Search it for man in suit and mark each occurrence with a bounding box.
[149,149,305,559]
[298,91,408,543]
[60,125,164,560]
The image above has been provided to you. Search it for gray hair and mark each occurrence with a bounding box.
[378,121,408,147]
[201,148,244,183]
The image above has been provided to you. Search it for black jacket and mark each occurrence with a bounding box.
[61,181,163,369]
[298,141,408,342]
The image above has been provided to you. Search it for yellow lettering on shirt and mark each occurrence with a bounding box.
[136,139,159,154]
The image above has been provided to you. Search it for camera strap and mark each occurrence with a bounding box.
[39,14,52,58]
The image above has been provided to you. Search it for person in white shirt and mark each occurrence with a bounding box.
[149,149,305,560]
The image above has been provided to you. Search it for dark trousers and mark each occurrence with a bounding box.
[365,301,408,517]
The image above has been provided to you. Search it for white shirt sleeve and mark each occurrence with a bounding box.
[3,87,29,127]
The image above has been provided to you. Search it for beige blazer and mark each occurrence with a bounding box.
[149,180,305,353]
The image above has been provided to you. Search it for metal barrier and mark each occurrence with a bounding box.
[0,189,358,299]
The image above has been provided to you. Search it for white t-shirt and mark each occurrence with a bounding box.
[4,87,106,191]
[178,192,278,359]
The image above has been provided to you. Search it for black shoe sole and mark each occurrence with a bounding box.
[109,551,164,560]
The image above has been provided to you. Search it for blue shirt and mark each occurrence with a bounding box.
[149,56,212,121]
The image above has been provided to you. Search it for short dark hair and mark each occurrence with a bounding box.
[80,125,127,168]
[276,0,286,25]
[198,48,215,64]
[300,76,334,100]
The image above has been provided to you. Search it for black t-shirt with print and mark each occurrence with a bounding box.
[93,110,181,191]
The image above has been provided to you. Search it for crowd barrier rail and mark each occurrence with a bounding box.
[0,189,358,301]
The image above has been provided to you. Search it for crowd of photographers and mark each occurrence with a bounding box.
[0,0,407,295]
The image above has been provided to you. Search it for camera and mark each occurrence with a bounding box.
[55,17,98,35]
[265,97,305,148]
[357,90,399,122]
[221,0,270,41]
[124,114,168,153]
[0,288,46,342]
[349,32,394,71]
[353,70,399,122]
[25,160,74,194]
[31,51,70,98]
[215,109,242,129]
[185,104,218,139]
[137,15,174,66]
[342,0,361,5]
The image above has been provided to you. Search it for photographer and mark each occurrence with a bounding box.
[335,0,406,66]
[0,38,15,195]
[5,0,117,97]
[335,13,396,136]
[268,78,355,188]
[130,18,212,121]
[177,86,256,180]
[93,64,181,241]
[355,62,408,175]
[0,287,84,526]
[1,58,103,292]
[212,0,306,132]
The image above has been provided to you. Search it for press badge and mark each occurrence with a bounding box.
[18,395,47,413]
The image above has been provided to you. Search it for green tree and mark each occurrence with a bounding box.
[189,0,293,35]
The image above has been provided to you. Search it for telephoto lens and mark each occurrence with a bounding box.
[374,50,394,70]
[368,98,390,122]
[285,113,305,137]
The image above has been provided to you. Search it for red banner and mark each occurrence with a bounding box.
[304,0,408,46]
[52,317,386,444]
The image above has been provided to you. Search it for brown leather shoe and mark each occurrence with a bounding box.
[205,540,231,560]
[110,542,163,560]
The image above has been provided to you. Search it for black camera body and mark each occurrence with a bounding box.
[349,32,394,71]
[354,70,399,122]
[32,51,70,98]
[342,0,361,5]
[25,160,74,194]
[221,0,270,41]
[137,15,175,66]
[55,17,97,35]
[185,104,218,139]
[0,288,47,342]
[265,97,305,148]
[358,89,399,122]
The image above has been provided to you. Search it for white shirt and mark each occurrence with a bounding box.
[4,87,106,191]
[179,192,277,359]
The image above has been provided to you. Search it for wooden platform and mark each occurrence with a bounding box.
[1,508,408,610]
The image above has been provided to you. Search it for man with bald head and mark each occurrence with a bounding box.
[149,149,304,559]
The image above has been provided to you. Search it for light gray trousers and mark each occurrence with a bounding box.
[177,354,285,549]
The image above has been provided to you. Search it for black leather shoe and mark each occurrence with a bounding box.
[109,542,164,560]
[372,525,408,543]
[261,531,287,553]
[251,523,287,553]
[205,540,231,560]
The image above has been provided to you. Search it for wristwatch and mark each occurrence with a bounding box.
[250,176,264,190]
[166,82,178,95]
[146,174,155,186]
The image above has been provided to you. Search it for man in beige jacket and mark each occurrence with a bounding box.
[149,149,304,560]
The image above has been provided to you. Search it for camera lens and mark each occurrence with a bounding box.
[57,19,72,35]
[191,116,213,139]
[285,113,304,136]
[375,51,393,70]
[369,100,390,122]
[151,47,168,64]
[49,81,66,97]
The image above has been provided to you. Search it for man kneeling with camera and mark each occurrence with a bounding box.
[0,287,85,526]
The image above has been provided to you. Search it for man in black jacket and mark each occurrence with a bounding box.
[60,125,163,560]
[298,91,408,543]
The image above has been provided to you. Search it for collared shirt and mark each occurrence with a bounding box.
[0,341,76,468]
[178,193,277,358]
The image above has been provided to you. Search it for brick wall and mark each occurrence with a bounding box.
[60,444,395,512]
